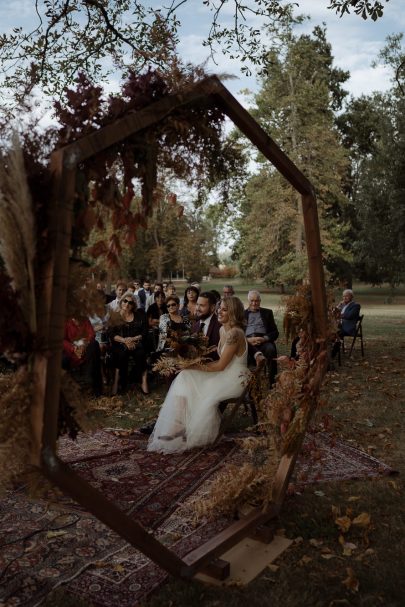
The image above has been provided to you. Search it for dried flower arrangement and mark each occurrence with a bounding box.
[152,329,217,377]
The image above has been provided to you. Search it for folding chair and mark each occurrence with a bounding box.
[342,314,364,358]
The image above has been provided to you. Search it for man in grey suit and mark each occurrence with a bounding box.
[244,290,279,385]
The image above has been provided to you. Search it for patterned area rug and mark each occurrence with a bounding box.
[294,432,397,487]
[0,430,396,607]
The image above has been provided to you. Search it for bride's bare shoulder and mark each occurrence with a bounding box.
[225,326,245,346]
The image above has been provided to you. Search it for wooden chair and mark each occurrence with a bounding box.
[342,314,364,358]
[214,364,266,445]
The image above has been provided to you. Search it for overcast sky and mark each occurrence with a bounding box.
[175,0,403,102]
[0,1,403,106]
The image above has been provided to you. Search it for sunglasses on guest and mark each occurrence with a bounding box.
[167,303,178,308]
[122,299,134,304]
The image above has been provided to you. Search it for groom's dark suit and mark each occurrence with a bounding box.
[193,314,221,359]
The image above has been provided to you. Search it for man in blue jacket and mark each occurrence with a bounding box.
[337,289,361,336]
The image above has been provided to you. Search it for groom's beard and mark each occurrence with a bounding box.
[197,312,211,321]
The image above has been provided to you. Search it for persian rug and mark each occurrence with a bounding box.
[0,430,396,607]
[0,432,236,607]
[294,431,397,487]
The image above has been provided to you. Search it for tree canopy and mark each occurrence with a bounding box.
[0,0,391,118]
[229,19,351,286]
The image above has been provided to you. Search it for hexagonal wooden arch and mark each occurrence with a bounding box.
[32,76,328,580]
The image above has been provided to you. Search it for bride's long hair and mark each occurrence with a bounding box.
[222,296,246,330]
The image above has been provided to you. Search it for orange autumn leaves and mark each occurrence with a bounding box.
[333,506,372,592]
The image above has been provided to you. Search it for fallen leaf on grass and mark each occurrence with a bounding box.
[388,480,400,491]
[364,548,375,556]
[314,490,325,497]
[309,538,323,548]
[342,542,357,557]
[352,512,371,527]
[347,496,361,502]
[321,553,336,560]
[267,564,279,572]
[335,516,351,533]
[342,567,359,592]
[46,530,67,539]
[298,555,312,566]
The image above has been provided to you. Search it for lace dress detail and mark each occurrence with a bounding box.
[147,340,250,453]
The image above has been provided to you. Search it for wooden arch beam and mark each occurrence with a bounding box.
[33,76,328,581]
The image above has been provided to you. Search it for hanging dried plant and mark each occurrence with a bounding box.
[65,261,106,320]
[0,133,36,334]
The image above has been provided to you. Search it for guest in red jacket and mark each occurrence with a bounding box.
[62,317,102,396]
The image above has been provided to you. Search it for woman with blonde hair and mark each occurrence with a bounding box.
[108,290,149,395]
[148,296,249,453]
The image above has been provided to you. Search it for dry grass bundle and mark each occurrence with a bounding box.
[0,368,33,490]
[0,133,36,333]
[191,436,280,520]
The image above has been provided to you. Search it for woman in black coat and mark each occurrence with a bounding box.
[109,291,149,394]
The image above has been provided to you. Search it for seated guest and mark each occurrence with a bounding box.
[180,285,200,319]
[245,290,279,381]
[107,280,127,312]
[336,289,361,336]
[166,282,177,297]
[146,282,164,311]
[96,281,114,304]
[63,317,102,396]
[126,281,141,308]
[147,291,168,351]
[193,291,222,358]
[157,296,192,351]
[222,285,235,298]
[109,291,149,395]
[137,279,152,309]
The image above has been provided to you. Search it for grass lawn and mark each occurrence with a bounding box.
[43,283,404,607]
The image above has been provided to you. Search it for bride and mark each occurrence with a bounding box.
[147,296,250,453]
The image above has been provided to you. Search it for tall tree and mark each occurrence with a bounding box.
[338,35,405,286]
[121,185,219,282]
[232,18,351,286]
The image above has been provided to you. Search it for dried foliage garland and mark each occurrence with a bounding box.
[194,285,332,519]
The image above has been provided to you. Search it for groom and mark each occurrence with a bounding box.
[193,291,221,358]
[140,291,221,435]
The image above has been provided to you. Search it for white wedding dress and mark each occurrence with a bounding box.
[147,340,250,453]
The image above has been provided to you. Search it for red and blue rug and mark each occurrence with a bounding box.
[0,430,396,607]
